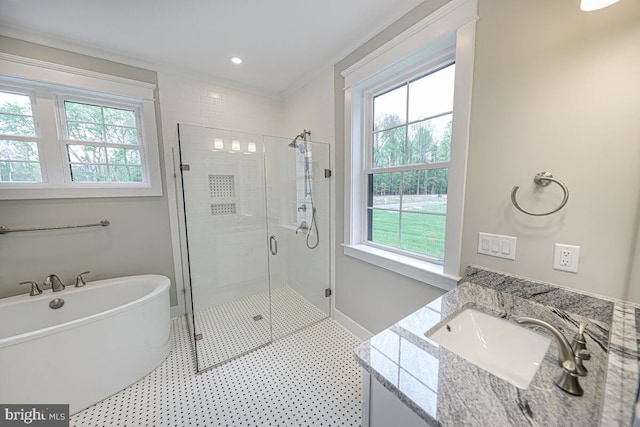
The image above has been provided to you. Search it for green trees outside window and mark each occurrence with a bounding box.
[367,63,455,261]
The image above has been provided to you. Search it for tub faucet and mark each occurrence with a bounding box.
[75,271,91,287]
[20,281,42,296]
[44,274,66,292]
[516,317,587,396]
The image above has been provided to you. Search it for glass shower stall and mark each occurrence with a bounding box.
[177,124,331,371]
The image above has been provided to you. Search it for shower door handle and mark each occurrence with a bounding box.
[269,235,278,255]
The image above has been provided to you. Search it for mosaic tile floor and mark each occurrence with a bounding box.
[194,286,329,368]
[71,316,362,426]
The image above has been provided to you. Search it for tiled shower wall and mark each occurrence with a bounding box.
[157,70,334,321]
[158,73,284,136]
[157,72,285,313]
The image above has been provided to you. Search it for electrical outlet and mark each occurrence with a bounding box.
[554,244,580,273]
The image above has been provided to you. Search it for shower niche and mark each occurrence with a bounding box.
[177,124,331,371]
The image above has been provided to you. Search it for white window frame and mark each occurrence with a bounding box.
[0,53,162,199]
[365,57,455,265]
[54,92,146,185]
[0,83,44,183]
[342,0,477,291]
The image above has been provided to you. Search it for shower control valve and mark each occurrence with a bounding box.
[296,221,309,235]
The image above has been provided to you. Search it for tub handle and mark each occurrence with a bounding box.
[75,271,91,287]
[20,281,42,296]
[269,235,278,255]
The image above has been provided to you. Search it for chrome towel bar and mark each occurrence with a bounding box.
[0,219,110,234]
[511,172,569,216]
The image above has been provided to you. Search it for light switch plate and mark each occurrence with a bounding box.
[477,232,517,260]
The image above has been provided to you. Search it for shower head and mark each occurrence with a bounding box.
[288,129,311,152]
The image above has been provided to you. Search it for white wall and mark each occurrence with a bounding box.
[282,67,335,144]
[461,0,640,299]
[628,217,640,303]
[333,0,640,334]
[333,0,452,335]
[281,67,335,314]
[0,37,177,304]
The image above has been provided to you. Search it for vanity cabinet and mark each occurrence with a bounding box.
[362,372,427,427]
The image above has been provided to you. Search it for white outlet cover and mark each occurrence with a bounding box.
[554,243,580,273]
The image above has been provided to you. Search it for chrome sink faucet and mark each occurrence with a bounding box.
[43,274,66,292]
[516,317,589,396]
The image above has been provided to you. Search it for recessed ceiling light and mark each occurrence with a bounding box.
[230,57,243,65]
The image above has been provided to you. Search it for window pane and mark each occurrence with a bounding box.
[373,127,406,168]
[110,165,143,182]
[408,64,455,122]
[103,106,136,127]
[70,164,109,182]
[67,122,104,142]
[0,140,40,162]
[105,125,138,145]
[374,85,406,132]
[0,161,42,182]
[0,115,36,137]
[0,92,33,115]
[370,172,401,208]
[107,147,141,165]
[64,101,102,123]
[68,144,107,164]
[407,115,452,164]
[371,209,400,248]
[401,169,448,209]
[0,140,42,182]
[0,91,36,137]
[400,212,446,260]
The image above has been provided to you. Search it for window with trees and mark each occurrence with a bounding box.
[59,96,144,183]
[0,56,161,200]
[367,63,455,262]
[0,88,41,182]
[342,0,476,290]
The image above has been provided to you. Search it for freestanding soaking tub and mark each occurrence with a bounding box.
[0,275,171,414]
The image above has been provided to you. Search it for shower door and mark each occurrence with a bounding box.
[264,136,331,340]
[178,125,331,371]
[178,125,272,370]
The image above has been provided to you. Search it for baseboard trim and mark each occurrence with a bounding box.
[170,305,185,319]
[332,309,373,341]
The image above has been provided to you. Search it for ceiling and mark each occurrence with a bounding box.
[0,0,424,98]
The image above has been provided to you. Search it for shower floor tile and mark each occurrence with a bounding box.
[194,286,329,368]
[71,316,362,426]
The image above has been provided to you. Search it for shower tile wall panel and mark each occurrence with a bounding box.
[158,73,283,138]
[179,131,270,311]
[289,145,331,315]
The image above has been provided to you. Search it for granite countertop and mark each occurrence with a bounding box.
[354,266,640,426]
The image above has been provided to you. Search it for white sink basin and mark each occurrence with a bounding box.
[426,308,551,389]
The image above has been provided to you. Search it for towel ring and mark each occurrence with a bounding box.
[511,172,569,216]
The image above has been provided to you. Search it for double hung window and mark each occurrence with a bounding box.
[367,63,455,263]
[342,0,477,290]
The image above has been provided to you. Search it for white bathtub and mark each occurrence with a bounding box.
[0,275,171,414]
